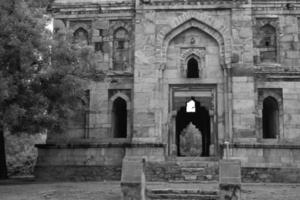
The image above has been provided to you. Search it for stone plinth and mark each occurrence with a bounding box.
[121,157,146,200]
[219,159,241,200]
[35,142,127,181]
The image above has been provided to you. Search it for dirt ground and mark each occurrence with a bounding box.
[0,181,300,200]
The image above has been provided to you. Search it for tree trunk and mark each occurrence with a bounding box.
[0,125,7,179]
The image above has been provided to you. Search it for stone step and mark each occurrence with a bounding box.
[147,193,219,200]
[147,189,219,200]
[181,174,216,181]
[169,180,218,184]
[181,167,205,172]
[176,161,219,168]
[149,189,218,195]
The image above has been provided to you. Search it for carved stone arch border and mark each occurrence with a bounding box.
[108,92,132,139]
[182,54,201,78]
[109,20,132,35]
[156,14,232,67]
[254,18,280,63]
[256,88,283,140]
[109,21,132,71]
[71,24,91,44]
[181,48,206,78]
[109,92,131,109]
[72,24,90,32]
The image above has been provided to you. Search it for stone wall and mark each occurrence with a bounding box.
[145,161,219,182]
[232,77,256,140]
[257,80,300,141]
[35,143,126,166]
[35,165,122,181]
[35,143,126,180]
[229,144,300,168]
[242,167,300,183]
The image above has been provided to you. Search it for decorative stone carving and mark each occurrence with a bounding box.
[253,18,279,63]
[109,20,132,35]
[180,47,206,78]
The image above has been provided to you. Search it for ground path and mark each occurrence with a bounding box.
[0,180,300,200]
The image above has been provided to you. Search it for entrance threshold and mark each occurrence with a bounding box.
[166,156,219,162]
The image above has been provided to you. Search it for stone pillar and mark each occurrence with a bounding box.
[219,160,242,200]
[121,157,146,200]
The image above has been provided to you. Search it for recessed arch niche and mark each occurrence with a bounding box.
[166,26,222,80]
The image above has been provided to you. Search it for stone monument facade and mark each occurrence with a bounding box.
[36,0,300,182]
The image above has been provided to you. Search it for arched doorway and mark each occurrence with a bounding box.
[176,99,210,156]
[263,96,279,139]
[112,97,127,138]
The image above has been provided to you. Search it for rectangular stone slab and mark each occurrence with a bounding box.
[219,159,241,184]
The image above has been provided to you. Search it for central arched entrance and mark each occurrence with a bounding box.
[176,99,210,157]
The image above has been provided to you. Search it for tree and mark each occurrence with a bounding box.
[0,0,96,179]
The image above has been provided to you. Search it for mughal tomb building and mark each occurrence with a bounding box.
[36,0,300,182]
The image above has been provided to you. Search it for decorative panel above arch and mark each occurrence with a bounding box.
[156,13,232,67]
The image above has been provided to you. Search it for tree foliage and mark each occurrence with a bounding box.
[0,0,95,135]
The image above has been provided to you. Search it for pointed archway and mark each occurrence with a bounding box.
[112,97,127,138]
[176,99,210,157]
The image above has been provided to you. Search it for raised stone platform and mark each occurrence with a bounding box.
[35,141,165,181]
[145,157,219,182]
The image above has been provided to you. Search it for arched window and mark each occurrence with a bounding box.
[259,24,276,62]
[113,28,129,71]
[187,57,199,78]
[263,96,279,139]
[112,97,127,138]
[73,27,89,45]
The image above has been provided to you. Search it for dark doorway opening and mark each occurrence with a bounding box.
[112,97,127,138]
[263,96,279,139]
[176,99,210,156]
[187,58,199,78]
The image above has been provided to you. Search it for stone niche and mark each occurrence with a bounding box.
[180,47,206,78]
[166,27,222,81]
[108,89,132,139]
[109,20,133,72]
[256,88,283,140]
[253,18,279,64]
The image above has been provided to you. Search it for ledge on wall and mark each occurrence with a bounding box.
[35,139,166,149]
[221,143,300,150]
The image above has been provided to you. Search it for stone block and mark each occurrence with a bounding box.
[121,157,146,200]
[286,51,299,59]
[232,99,255,113]
[219,159,241,184]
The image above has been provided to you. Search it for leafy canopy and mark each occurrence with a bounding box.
[0,0,95,134]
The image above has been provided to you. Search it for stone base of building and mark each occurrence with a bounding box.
[242,167,300,183]
[145,157,219,182]
[223,143,300,183]
[228,143,300,167]
[35,141,165,181]
[35,165,122,181]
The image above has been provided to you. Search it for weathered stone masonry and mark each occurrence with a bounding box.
[36,0,300,182]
